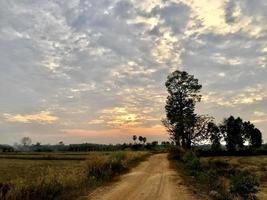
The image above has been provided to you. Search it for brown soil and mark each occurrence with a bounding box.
[87,153,199,200]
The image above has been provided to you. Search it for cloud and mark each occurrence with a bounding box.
[3,111,58,124]
[0,0,267,144]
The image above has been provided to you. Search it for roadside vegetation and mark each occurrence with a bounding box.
[170,148,267,200]
[163,70,266,199]
[201,156,267,200]
[0,151,149,200]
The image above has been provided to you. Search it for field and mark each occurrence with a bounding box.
[201,156,267,199]
[0,151,149,200]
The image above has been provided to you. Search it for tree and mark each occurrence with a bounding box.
[250,128,262,148]
[133,135,137,144]
[138,136,143,144]
[187,115,213,146]
[151,141,158,146]
[142,137,147,144]
[20,137,32,147]
[164,70,202,149]
[162,118,180,145]
[35,142,41,146]
[220,116,244,151]
[208,122,222,151]
[243,121,262,148]
[220,117,262,151]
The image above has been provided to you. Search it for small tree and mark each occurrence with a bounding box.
[35,142,41,146]
[133,135,137,144]
[138,136,143,144]
[21,137,32,147]
[143,137,147,144]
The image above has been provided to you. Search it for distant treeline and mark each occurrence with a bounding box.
[0,140,170,153]
[196,143,267,157]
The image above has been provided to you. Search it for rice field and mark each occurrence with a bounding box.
[0,151,149,200]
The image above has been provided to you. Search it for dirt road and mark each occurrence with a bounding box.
[88,153,198,200]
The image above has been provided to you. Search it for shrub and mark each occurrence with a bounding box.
[84,152,148,183]
[84,154,113,182]
[182,151,201,175]
[230,171,259,199]
[197,170,218,190]
[0,183,12,200]
[168,146,185,160]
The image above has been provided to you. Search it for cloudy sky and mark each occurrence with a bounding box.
[1,0,267,145]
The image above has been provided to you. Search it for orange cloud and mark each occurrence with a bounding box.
[63,125,167,139]
[4,111,58,124]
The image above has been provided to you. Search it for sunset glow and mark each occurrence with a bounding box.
[1,0,267,144]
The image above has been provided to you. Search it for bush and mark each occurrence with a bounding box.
[0,183,12,200]
[168,146,185,160]
[85,155,112,182]
[182,151,201,175]
[197,170,219,190]
[230,171,259,199]
[84,152,148,183]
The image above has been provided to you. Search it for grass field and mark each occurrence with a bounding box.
[0,152,110,183]
[0,151,149,200]
[200,156,267,200]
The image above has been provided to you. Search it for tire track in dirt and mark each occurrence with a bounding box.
[87,153,198,200]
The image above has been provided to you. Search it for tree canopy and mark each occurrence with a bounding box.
[163,70,263,150]
[164,70,204,149]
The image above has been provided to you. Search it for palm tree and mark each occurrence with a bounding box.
[133,135,137,144]
[143,137,147,144]
[138,136,143,144]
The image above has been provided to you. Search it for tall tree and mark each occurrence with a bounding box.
[208,122,222,151]
[220,116,244,151]
[162,118,180,145]
[243,121,262,148]
[220,117,262,151]
[164,70,202,149]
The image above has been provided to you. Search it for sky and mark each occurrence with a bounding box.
[0,0,267,145]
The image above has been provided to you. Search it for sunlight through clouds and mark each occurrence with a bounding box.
[3,111,58,124]
[1,0,267,144]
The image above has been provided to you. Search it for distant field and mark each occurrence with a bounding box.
[201,156,267,199]
[0,159,84,183]
[0,151,149,200]
[0,152,120,183]
[0,152,110,160]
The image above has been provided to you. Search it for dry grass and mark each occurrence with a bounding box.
[0,151,150,200]
[201,156,267,200]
